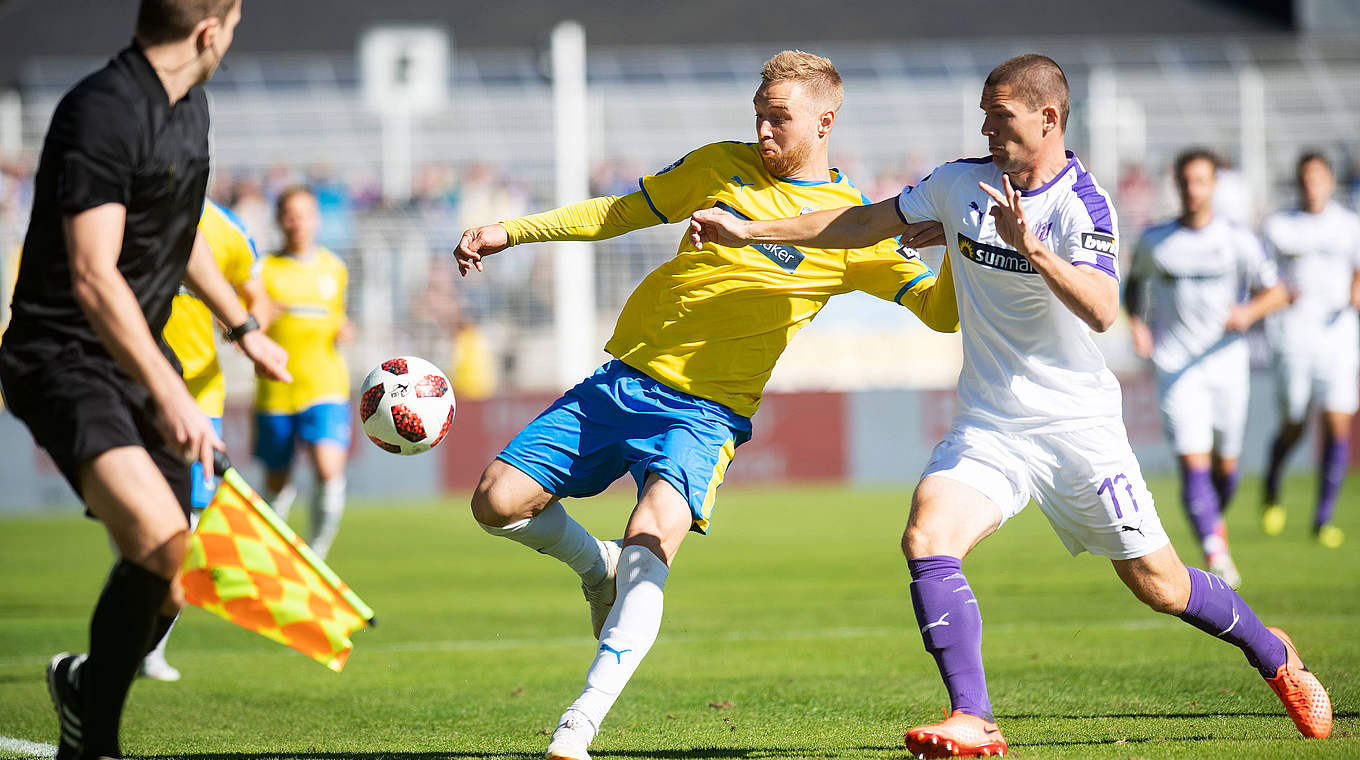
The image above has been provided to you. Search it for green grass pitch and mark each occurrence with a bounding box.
[0,475,1355,759]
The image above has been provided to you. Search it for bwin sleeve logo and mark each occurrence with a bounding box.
[1080,232,1117,255]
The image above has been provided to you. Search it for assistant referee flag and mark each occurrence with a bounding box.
[181,456,375,671]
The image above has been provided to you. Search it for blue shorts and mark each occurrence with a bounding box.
[188,417,225,510]
[254,402,352,472]
[498,360,752,534]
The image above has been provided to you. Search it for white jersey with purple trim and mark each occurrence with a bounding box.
[896,152,1122,432]
[1261,202,1360,351]
[1130,216,1277,375]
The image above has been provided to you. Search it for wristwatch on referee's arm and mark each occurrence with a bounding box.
[223,314,259,343]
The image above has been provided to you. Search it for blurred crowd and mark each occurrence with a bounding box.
[3,151,1360,396]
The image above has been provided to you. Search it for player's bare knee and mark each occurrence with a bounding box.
[471,464,524,527]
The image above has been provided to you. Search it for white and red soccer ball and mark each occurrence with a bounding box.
[359,356,456,455]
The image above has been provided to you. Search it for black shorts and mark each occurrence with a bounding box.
[0,340,191,517]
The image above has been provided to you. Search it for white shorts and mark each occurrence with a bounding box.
[922,420,1171,560]
[1156,347,1250,457]
[1275,312,1360,422]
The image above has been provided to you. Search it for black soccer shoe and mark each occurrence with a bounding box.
[46,652,86,760]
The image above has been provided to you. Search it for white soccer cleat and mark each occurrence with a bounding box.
[582,539,623,639]
[545,714,594,760]
[1208,554,1242,590]
[139,652,181,682]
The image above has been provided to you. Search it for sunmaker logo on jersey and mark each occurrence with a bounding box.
[714,201,805,272]
[957,233,1036,274]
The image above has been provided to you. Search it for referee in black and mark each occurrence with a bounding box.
[0,2,289,758]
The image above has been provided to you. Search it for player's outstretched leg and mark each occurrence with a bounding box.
[1116,546,1331,739]
[473,461,617,635]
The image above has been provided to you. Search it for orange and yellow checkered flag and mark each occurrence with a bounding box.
[181,458,375,672]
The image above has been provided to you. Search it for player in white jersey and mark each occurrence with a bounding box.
[691,53,1332,756]
[1126,149,1288,587]
[1259,152,1360,549]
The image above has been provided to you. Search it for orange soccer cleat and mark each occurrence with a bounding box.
[904,710,1007,758]
[1264,627,1332,738]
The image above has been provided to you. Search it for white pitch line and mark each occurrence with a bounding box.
[0,736,56,758]
[0,613,1354,668]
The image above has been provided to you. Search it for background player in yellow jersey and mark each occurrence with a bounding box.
[254,185,352,559]
[145,198,268,680]
[454,51,956,760]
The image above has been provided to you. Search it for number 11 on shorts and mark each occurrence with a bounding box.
[1097,473,1140,519]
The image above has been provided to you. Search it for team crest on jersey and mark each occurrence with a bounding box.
[957,233,1036,274]
[896,244,920,261]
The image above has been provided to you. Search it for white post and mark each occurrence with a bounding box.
[380,108,413,205]
[1238,66,1268,221]
[551,20,596,388]
[1087,67,1118,185]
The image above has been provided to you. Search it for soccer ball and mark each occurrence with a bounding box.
[359,356,456,455]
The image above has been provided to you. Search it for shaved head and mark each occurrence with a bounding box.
[985,53,1070,131]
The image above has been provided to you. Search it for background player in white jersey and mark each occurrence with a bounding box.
[691,53,1332,756]
[1260,152,1360,549]
[1125,149,1288,587]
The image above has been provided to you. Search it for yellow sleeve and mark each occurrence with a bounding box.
[501,192,664,245]
[845,240,959,333]
[637,143,730,223]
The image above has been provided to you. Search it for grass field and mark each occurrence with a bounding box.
[0,474,1355,759]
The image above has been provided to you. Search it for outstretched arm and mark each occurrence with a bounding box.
[979,176,1119,333]
[690,197,941,251]
[454,192,663,276]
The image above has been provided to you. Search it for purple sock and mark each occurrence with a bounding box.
[1212,468,1240,514]
[908,555,992,720]
[1179,566,1286,678]
[1316,437,1348,529]
[1265,434,1292,504]
[1180,466,1221,544]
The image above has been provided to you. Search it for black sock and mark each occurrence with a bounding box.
[145,614,177,658]
[83,560,169,758]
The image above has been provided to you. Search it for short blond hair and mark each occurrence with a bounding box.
[760,50,843,111]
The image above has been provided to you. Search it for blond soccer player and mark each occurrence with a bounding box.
[455,51,957,760]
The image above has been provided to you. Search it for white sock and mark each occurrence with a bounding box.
[560,545,669,740]
[479,502,610,585]
[308,476,346,559]
[264,483,298,521]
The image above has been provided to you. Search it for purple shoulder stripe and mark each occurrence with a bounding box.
[1071,168,1114,235]
[951,156,994,165]
[1075,257,1119,281]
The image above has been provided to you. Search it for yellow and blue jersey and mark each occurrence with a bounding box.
[162,200,261,417]
[255,247,349,415]
[610,141,954,417]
